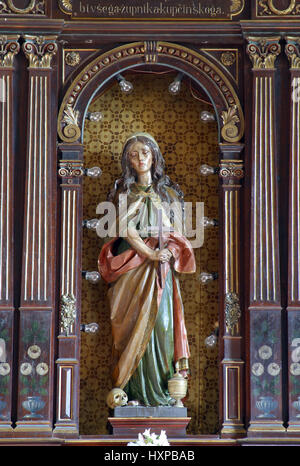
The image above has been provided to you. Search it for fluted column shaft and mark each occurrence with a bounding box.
[285,36,300,434]
[54,148,84,437]
[219,147,245,437]
[16,36,57,434]
[246,36,285,435]
[0,34,20,433]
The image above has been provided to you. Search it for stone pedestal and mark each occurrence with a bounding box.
[109,406,190,438]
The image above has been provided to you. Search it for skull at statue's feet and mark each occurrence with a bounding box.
[106,388,128,409]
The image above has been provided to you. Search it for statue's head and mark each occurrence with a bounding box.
[121,132,165,181]
[106,387,128,409]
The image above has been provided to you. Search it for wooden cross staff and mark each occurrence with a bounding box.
[146,209,174,287]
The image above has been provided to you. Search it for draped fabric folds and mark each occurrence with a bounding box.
[98,184,196,406]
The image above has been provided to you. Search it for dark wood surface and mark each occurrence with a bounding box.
[0,0,299,443]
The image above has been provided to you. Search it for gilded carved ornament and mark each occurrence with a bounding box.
[285,37,300,69]
[22,35,57,69]
[219,160,244,183]
[65,51,81,67]
[0,0,45,14]
[61,105,81,143]
[60,294,76,336]
[58,42,244,146]
[0,35,20,67]
[221,106,241,143]
[230,0,244,15]
[58,160,84,179]
[246,37,281,70]
[225,292,241,335]
[258,0,300,16]
[58,0,72,15]
[220,51,236,67]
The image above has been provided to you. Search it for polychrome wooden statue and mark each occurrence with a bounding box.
[98,133,196,406]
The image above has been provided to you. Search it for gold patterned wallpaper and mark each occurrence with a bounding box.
[80,73,220,435]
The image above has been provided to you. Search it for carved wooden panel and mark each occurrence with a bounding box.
[246,36,285,435]
[285,36,300,433]
[16,35,57,435]
[0,35,20,432]
[54,147,83,436]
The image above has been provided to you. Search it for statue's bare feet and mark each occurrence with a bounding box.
[127,400,140,406]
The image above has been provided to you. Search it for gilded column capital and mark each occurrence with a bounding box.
[0,35,20,68]
[285,36,300,69]
[219,160,244,186]
[246,36,281,70]
[58,160,84,180]
[22,35,58,69]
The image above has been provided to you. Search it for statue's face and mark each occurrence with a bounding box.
[128,141,153,175]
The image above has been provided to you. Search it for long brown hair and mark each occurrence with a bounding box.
[107,135,184,209]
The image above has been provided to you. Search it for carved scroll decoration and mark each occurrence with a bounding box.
[221,106,240,143]
[58,0,72,15]
[219,160,244,183]
[22,35,57,69]
[58,160,84,180]
[0,35,20,68]
[246,37,281,70]
[61,105,81,143]
[258,0,300,16]
[0,0,45,14]
[285,37,300,70]
[58,42,244,145]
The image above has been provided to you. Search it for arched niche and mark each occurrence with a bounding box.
[57,41,244,146]
[56,41,245,438]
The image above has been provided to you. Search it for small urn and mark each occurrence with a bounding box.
[168,370,187,407]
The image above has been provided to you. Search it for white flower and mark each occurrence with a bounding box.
[158,430,169,446]
[127,429,170,446]
[137,433,146,445]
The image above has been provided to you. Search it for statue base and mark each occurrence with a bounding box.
[109,406,190,438]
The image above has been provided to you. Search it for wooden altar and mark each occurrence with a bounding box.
[0,0,300,447]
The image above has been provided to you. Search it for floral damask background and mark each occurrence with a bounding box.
[80,72,220,435]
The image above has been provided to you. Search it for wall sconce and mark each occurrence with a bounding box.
[86,112,104,121]
[82,271,101,284]
[201,217,219,228]
[82,219,99,231]
[117,74,134,94]
[200,110,215,122]
[198,272,218,284]
[84,166,102,178]
[80,322,99,333]
[199,164,218,176]
[204,322,219,348]
[168,72,184,95]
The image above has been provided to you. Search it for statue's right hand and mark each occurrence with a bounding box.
[152,248,173,263]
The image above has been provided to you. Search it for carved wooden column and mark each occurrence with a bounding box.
[16,36,57,435]
[219,146,245,437]
[246,36,285,435]
[285,36,300,435]
[54,147,84,437]
[0,35,20,434]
